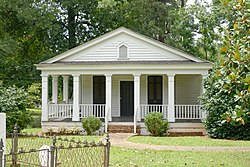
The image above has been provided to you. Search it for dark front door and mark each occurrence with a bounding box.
[120,81,134,116]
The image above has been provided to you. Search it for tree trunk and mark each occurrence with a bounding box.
[68,7,77,49]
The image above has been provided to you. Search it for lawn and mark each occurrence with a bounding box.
[128,136,250,147]
[110,147,250,167]
[6,128,250,166]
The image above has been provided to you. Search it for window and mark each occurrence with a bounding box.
[118,45,128,59]
[148,76,162,104]
[93,76,105,104]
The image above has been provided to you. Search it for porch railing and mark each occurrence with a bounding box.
[175,105,203,119]
[79,104,106,118]
[48,104,73,118]
[140,105,168,119]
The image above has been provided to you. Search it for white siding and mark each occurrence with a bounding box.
[81,75,92,104]
[140,75,147,104]
[163,75,168,105]
[175,75,201,104]
[60,33,188,62]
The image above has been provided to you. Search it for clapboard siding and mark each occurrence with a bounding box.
[163,75,168,104]
[81,75,92,104]
[175,75,201,104]
[61,33,188,62]
[140,75,147,104]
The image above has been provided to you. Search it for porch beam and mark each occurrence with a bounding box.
[105,74,112,121]
[167,74,175,122]
[73,74,80,121]
[63,75,69,104]
[41,74,49,121]
[134,74,141,122]
[52,75,59,104]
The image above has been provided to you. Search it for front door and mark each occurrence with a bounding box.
[120,81,134,116]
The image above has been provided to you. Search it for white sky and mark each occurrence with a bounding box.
[186,0,212,5]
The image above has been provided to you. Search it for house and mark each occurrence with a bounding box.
[36,27,212,135]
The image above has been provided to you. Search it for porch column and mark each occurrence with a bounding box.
[63,75,69,104]
[167,74,175,122]
[73,74,80,121]
[201,74,208,120]
[41,74,49,121]
[52,75,59,104]
[134,74,141,121]
[105,74,112,121]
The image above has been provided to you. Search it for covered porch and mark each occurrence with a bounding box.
[41,73,207,133]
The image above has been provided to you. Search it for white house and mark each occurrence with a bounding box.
[36,27,212,134]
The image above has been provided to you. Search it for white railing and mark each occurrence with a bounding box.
[79,104,106,118]
[140,105,168,119]
[175,105,203,119]
[48,104,73,118]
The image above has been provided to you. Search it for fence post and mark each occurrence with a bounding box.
[0,139,3,167]
[50,135,56,167]
[12,124,18,167]
[104,133,110,167]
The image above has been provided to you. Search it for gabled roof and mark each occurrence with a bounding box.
[41,27,208,64]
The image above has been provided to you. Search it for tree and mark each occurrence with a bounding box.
[202,0,250,140]
[0,82,32,132]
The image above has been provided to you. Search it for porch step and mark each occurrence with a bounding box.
[168,131,204,136]
[168,123,206,136]
[108,125,140,133]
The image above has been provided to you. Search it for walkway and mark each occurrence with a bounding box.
[108,133,250,152]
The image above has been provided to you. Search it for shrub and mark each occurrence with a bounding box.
[144,112,168,136]
[26,83,42,108]
[81,116,102,135]
[201,1,250,140]
[0,82,32,132]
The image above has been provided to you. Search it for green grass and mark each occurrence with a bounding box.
[6,129,250,166]
[27,108,42,115]
[110,147,250,167]
[22,128,42,134]
[128,136,250,147]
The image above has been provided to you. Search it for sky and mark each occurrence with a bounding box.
[186,0,213,5]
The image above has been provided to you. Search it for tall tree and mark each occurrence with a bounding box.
[202,0,250,140]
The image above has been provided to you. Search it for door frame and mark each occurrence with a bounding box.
[118,79,134,116]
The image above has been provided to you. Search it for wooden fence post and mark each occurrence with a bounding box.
[0,139,3,167]
[104,133,110,167]
[12,124,18,167]
[50,135,56,167]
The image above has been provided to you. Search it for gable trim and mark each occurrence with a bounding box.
[42,27,207,64]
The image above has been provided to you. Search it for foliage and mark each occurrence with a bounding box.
[26,83,42,108]
[0,82,32,132]
[81,116,102,135]
[202,0,250,140]
[144,112,169,136]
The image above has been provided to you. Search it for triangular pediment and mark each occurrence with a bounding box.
[42,27,206,64]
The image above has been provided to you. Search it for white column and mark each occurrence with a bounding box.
[73,74,80,121]
[0,113,6,156]
[52,75,59,104]
[168,74,175,122]
[105,74,112,121]
[41,74,49,121]
[134,74,141,121]
[201,74,208,120]
[62,76,69,104]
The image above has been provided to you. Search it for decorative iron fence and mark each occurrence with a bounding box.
[0,125,110,167]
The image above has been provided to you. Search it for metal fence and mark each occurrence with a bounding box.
[0,125,110,167]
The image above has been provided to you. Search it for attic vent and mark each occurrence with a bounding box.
[118,45,128,60]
